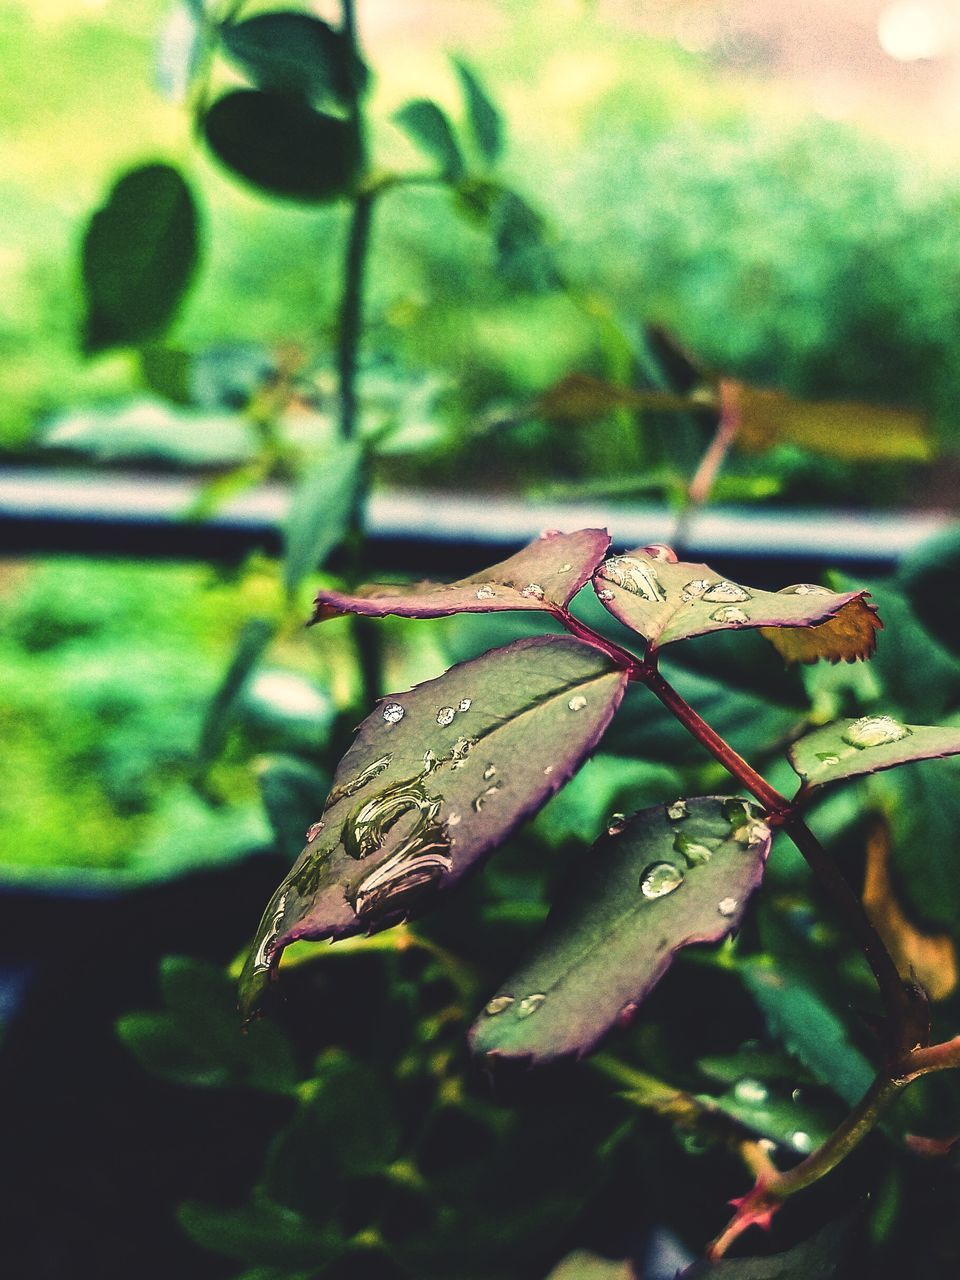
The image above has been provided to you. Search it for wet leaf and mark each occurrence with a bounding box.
[220,13,360,104]
[863,817,957,1000]
[203,91,360,202]
[469,797,771,1063]
[81,163,200,353]
[681,1215,857,1277]
[788,717,960,793]
[592,546,879,660]
[734,381,932,463]
[698,1081,832,1156]
[310,528,610,622]
[240,635,629,1015]
[394,99,465,181]
[453,58,503,164]
[283,441,362,595]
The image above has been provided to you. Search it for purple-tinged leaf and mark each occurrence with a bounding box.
[240,635,629,1016]
[592,546,879,662]
[310,528,610,623]
[789,716,960,793]
[469,796,772,1063]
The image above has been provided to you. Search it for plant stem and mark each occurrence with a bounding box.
[672,378,741,553]
[336,190,375,444]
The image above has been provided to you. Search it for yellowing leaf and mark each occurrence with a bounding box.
[734,382,932,463]
[759,595,882,665]
[534,372,705,423]
[863,820,957,1002]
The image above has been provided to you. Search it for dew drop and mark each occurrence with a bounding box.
[640,861,685,899]
[674,831,714,865]
[816,752,840,766]
[783,583,830,596]
[382,702,404,724]
[734,1078,769,1105]
[607,812,627,836]
[703,581,751,603]
[475,585,496,600]
[422,749,440,773]
[436,706,456,727]
[643,543,678,562]
[521,582,545,600]
[710,606,749,624]
[516,993,546,1018]
[617,1000,640,1028]
[483,763,497,780]
[568,695,588,712]
[843,715,910,749]
[599,556,666,602]
[472,782,502,813]
[484,995,514,1016]
[666,799,688,821]
[559,562,573,572]
[450,736,476,767]
[597,588,615,602]
[305,820,325,842]
[789,1130,813,1154]
[543,764,554,775]
[458,698,472,712]
[681,579,710,601]
[718,896,739,918]
[734,820,771,849]
[447,811,462,827]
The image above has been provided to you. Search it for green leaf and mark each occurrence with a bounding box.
[310,528,610,622]
[283,441,362,595]
[698,1080,832,1156]
[117,956,298,1093]
[740,960,874,1107]
[874,755,960,928]
[470,796,772,1062]
[492,190,560,291]
[179,1199,343,1266]
[681,1216,857,1278]
[897,523,960,658]
[257,755,332,857]
[139,345,192,403]
[547,1252,634,1280]
[393,98,465,181]
[788,717,960,793]
[197,617,276,766]
[81,163,200,353]
[593,546,880,661]
[531,753,682,848]
[203,91,360,202]
[240,635,629,1015]
[453,58,503,164]
[220,13,362,104]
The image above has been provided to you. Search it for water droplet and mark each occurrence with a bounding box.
[382,702,404,724]
[643,543,678,562]
[842,715,910,749]
[436,706,456,727]
[674,831,714,865]
[597,588,615,602]
[483,763,497,780]
[472,782,502,813]
[458,698,472,712]
[789,1130,813,1154]
[617,1000,640,1028]
[681,579,710,601]
[734,1078,769,1105]
[607,812,626,836]
[447,811,461,827]
[598,556,666,602]
[784,583,830,596]
[758,1138,777,1154]
[251,891,288,972]
[640,861,685,899]
[475,585,496,600]
[325,754,393,808]
[703,581,751,603]
[816,752,840,766]
[710,606,749,625]
[516,993,546,1018]
[450,736,476,768]
[484,995,514,1016]
[733,820,771,848]
[666,799,688,821]
[520,582,545,600]
[559,562,573,572]
[543,764,554,775]
[718,897,739,918]
[348,787,452,917]
[422,749,440,773]
[305,820,325,842]
[568,695,588,712]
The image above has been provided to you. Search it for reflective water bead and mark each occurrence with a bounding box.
[843,715,910,749]
[718,897,739,918]
[666,799,688,821]
[436,706,456,726]
[596,589,615,602]
[520,582,545,600]
[702,581,751,603]
[784,583,830,595]
[475,586,496,600]
[458,698,472,712]
[607,812,626,836]
[484,995,514,1016]
[681,579,710,600]
[734,1078,768,1105]
[483,764,497,780]
[710,606,749,624]
[643,543,678,562]
[516,993,546,1018]
[790,1130,814,1154]
[382,702,404,724]
[640,861,685,899]
[305,820,325,842]
[568,695,588,712]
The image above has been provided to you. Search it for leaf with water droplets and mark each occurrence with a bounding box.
[592,548,879,660]
[240,635,628,1016]
[789,717,960,793]
[469,796,771,1062]
[310,528,610,622]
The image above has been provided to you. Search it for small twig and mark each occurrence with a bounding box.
[672,378,742,553]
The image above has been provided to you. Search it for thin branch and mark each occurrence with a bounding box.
[672,378,741,553]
